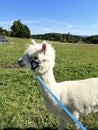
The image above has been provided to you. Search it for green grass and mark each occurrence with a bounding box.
[0,38,98,130]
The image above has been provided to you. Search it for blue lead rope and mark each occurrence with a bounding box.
[36,75,87,130]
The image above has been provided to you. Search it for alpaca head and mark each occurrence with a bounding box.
[18,40,55,74]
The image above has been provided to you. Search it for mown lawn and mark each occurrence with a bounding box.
[0,38,98,130]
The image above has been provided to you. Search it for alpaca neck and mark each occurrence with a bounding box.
[41,69,57,87]
[38,69,58,111]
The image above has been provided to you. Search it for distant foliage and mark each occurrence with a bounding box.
[0,20,98,43]
[0,27,10,36]
[85,35,98,44]
[32,33,84,43]
[32,33,98,44]
[10,20,31,38]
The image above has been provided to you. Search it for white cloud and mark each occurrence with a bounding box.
[0,21,13,30]
[67,25,72,28]
[0,21,12,25]
[45,19,67,26]
[42,27,51,31]
[22,20,41,24]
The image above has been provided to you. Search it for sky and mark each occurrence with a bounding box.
[0,0,98,35]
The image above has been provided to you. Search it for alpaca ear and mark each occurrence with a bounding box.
[31,39,37,45]
[42,43,46,55]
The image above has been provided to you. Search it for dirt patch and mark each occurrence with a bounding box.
[3,64,21,69]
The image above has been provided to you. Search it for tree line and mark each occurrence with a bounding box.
[0,20,98,44]
[32,33,98,44]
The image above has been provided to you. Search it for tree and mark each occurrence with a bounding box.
[10,20,31,38]
[67,32,71,42]
[0,27,3,35]
[0,27,10,36]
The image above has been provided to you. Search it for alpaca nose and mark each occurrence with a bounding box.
[18,58,24,67]
[18,58,22,63]
[18,59,22,65]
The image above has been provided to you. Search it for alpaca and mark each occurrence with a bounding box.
[18,40,98,130]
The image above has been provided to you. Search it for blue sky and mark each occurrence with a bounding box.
[0,0,98,35]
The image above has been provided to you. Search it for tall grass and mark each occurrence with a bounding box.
[0,38,98,130]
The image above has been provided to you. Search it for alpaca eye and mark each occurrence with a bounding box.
[43,59,46,62]
[34,56,38,60]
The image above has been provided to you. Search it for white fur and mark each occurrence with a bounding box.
[18,40,98,130]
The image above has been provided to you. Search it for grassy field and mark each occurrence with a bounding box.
[0,38,98,130]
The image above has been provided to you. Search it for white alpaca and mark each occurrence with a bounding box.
[18,40,98,130]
